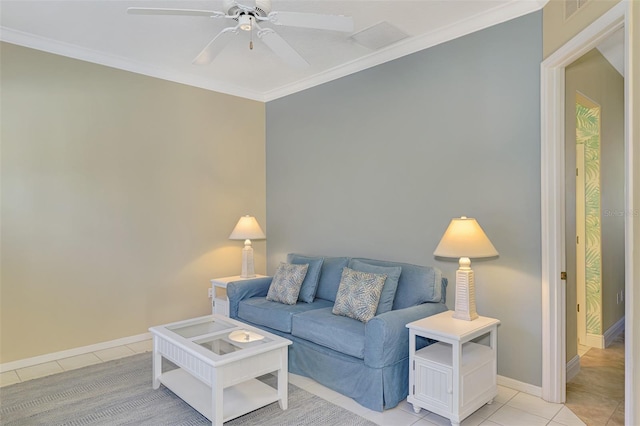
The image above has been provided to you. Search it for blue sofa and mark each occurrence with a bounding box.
[227,254,448,411]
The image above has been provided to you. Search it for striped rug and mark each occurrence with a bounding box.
[0,353,377,425]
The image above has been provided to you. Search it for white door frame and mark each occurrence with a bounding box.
[540,1,634,422]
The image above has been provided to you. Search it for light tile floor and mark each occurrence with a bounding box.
[0,340,152,387]
[566,333,625,425]
[0,339,586,426]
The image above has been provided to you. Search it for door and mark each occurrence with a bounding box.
[575,91,603,348]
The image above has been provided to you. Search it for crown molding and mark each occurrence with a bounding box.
[1,0,546,103]
[0,27,266,102]
[263,0,548,101]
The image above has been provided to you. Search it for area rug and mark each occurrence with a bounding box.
[0,353,377,425]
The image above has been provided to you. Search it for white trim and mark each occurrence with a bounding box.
[566,354,581,383]
[0,1,546,103]
[585,333,605,349]
[497,375,542,398]
[263,0,546,101]
[623,2,635,422]
[0,332,152,373]
[540,4,634,425]
[0,27,266,102]
[604,316,625,347]
[540,57,567,404]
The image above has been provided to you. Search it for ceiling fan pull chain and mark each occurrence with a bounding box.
[249,17,254,50]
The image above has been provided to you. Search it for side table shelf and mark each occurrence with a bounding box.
[407,311,500,426]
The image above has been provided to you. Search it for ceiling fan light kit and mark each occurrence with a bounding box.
[127,0,354,69]
[238,15,253,32]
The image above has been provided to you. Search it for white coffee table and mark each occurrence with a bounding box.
[150,314,292,425]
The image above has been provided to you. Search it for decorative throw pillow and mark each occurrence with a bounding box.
[266,262,309,305]
[348,259,402,315]
[287,254,324,303]
[332,267,387,323]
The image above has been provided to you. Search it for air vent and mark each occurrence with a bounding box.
[565,0,592,20]
[350,21,409,51]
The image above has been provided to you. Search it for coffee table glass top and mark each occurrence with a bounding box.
[167,316,234,338]
[196,332,273,355]
[162,316,274,357]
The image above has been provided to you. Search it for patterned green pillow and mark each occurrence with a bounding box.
[266,262,309,305]
[332,267,387,323]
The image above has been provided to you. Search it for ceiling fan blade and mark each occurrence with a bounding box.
[192,27,238,65]
[267,11,354,33]
[127,8,225,18]
[257,28,309,69]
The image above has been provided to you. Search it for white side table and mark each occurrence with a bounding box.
[210,275,267,317]
[407,310,500,426]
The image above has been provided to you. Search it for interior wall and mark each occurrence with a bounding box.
[266,12,542,386]
[0,43,266,363]
[565,49,625,358]
[543,0,622,59]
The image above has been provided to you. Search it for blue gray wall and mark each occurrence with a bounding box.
[266,12,542,386]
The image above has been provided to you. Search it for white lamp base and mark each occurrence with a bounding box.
[452,257,478,321]
[240,239,256,278]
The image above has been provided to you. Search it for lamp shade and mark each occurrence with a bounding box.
[433,216,498,259]
[229,215,266,240]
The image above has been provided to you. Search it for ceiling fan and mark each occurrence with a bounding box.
[127,0,354,69]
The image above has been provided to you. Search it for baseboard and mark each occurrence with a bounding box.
[497,375,542,398]
[585,333,605,349]
[0,332,152,373]
[566,354,581,382]
[604,316,625,347]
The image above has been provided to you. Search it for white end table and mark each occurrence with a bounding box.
[210,275,267,316]
[407,310,500,426]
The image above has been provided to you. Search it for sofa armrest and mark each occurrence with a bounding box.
[364,303,448,368]
[227,277,273,319]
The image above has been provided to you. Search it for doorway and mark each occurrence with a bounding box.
[562,40,626,424]
[540,1,634,424]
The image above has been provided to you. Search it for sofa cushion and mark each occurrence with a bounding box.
[348,259,401,315]
[266,262,308,305]
[287,254,324,303]
[292,307,366,359]
[351,258,443,308]
[237,297,333,333]
[332,267,386,323]
[314,256,350,302]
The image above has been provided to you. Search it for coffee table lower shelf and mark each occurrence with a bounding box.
[161,369,279,423]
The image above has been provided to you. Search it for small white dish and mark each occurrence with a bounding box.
[229,330,265,343]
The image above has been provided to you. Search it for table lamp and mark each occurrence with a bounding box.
[229,215,266,278]
[433,216,498,321]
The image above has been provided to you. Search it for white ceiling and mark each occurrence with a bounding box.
[596,27,624,77]
[0,0,547,102]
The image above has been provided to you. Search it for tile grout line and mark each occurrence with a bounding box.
[605,401,623,425]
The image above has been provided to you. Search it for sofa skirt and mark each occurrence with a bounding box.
[236,319,408,411]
